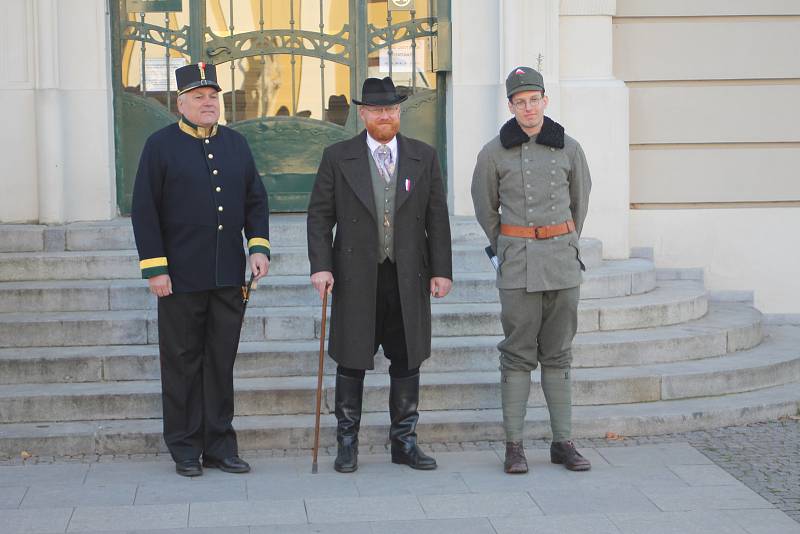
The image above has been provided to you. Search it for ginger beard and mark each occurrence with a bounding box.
[359,106,401,143]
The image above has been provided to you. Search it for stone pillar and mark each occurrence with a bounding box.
[559,0,630,259]
[34,0,66,224]
[448,0,502,215]
[5,0,116,225]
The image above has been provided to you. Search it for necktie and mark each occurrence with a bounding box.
[374,144,394,183]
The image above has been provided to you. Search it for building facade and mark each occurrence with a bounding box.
[1,0,798,313]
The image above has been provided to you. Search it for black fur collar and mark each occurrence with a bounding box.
[499,116,565,149]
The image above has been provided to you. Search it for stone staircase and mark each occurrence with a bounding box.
[0,216,798,456]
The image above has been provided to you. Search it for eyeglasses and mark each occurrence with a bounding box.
[363,105,400,115]
[511,97,544,111]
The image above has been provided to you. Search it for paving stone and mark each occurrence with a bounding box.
[246,473,358,500]
[250,523,373,534]
[306,495,424,523]
[667,464,741,486]
[0,486,26,509]
[724,509,800,534]
[596,443,713,467]
[0,507,72,533]
[370,518,497,534]
[529,483,661,515]
[67,503,189,532]
[135,479,247,505]
[638,484,773,512]
[353,472,470,496]
[417,491,541,519]
[188,499,307,528]
[0,463,89,486]
[490,512,622,534]
[607,510,748,534]
[21,482,136,508]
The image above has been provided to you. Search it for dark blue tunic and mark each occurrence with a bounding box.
[131,120,270,293]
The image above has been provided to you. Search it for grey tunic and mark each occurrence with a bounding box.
[471,116,591,292]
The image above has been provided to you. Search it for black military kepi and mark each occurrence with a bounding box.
[175,62,222,95]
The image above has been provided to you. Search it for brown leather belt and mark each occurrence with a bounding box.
[500,220,575,240]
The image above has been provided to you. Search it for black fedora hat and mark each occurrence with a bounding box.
[352,77,407,106]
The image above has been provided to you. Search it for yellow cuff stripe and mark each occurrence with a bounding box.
[248,238,271,249]
[139,257,168,270]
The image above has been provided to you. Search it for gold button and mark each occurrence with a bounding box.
[218,206,223,212]
[550,193,555,199]
[528,196,533,200]
[529,222,534,226]
[218,225,223,230]
[216,186,221,192]
[213,170,219,175]
[204,139,210,144]
[524,145,529,150]
[550,148,555,151]
[524,159,529,163]
[550,181,555,186]
[551,170,555,175]
[526,170,531,175]
[208,154,214,159]
[551,206,556,210]
[551,159,556,164]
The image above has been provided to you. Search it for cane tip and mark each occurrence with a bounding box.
[311,462,318,474]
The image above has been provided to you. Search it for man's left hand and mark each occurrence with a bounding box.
[250,253,270,281]
[430,277,452,298]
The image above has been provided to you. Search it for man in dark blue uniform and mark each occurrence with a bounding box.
[131,62,270,477]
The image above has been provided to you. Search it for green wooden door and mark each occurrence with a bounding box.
[111,0,450,214]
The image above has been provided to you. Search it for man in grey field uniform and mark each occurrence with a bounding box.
[471,66,592,474]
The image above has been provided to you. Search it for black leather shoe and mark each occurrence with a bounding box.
[550,440,591,471]
[389,373,437,470]
[175,459,202,477]
[202,456,251,473]
[333,371,364,473]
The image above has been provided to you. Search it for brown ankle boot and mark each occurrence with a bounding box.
[504,441,528,474]
[550,440,591,471]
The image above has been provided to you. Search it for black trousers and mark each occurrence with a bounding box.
[338,260,416,379]
[157,286,243,462]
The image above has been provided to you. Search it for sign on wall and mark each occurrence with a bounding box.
[127,0,182,13]
[379,41,427,73]
[388,0,415,11]
[144,57,186,91]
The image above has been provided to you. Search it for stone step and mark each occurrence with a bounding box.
[0,303,762,383]
[0,281,704,348]
[0,258,654,314]
[0,326,794,423]
[0,217,604,269]
[0,239,610,282]
[1,381,797,456]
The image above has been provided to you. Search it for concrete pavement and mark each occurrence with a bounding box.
[1,439,799,533]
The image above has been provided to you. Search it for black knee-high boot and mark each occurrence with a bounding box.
[389,373,437,470]
[334,371,363,473]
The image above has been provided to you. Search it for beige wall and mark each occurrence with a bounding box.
[615,2,800,311]
[614,8,800,205]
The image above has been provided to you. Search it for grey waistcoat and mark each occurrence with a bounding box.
[368,151,398,263]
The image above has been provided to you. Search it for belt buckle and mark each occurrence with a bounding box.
[533,226,544,239]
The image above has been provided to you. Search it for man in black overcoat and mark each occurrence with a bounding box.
[131,63,270,477]
[307,77,453,472]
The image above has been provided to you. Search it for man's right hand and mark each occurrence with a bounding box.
[310,271,334,300]
[148,274,173,298]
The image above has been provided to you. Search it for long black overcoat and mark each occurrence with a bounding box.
[307,131,452,369]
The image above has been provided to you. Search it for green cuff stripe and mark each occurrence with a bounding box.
[249,245,271,258]
[141,265,169,279]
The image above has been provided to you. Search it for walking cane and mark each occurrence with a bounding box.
[241,272,256,325]
[311,283,329,474]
